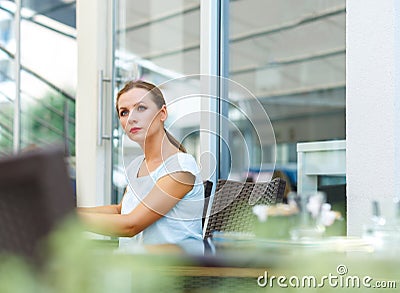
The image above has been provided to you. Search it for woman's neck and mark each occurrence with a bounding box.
[142,131,178,163]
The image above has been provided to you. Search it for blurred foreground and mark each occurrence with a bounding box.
[0,216,399,292]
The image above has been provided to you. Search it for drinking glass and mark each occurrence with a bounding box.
[289,191,327,240]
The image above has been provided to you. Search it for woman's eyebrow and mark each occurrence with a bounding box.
[133,101,146,108]
[119,99,146,111]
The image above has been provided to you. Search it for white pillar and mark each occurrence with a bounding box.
[76,0,112,207]
[346,0,400,235]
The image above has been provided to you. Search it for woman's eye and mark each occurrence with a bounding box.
[120,110,129,117]
[137,105,146,111]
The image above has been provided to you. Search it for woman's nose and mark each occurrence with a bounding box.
[127,113,136,124]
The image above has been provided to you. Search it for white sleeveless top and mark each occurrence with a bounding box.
[119,153,204,254]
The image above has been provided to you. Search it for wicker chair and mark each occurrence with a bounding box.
[204,177,286,239]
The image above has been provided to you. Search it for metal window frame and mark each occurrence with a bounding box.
[200,0,230,183]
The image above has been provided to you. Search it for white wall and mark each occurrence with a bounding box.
[347,0,400,235]
[76,0,112,207]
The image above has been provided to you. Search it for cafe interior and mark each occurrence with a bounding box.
[0,0,399,291]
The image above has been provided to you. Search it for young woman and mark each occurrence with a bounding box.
[78,80,204,254]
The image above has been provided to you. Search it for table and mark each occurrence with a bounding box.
[87,235,399,292]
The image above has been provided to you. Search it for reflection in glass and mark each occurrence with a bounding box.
[0,2,15,155]
[0,1,76,157]
[19,0,76,154]
[228,0,345,184]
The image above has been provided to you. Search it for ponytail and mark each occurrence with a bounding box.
[164,129,186,153]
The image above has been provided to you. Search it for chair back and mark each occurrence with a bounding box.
[0,148,75,263]
[202,180,213,229]
[204,177,285,239]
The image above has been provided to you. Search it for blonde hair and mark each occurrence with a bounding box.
[116,80,186,153]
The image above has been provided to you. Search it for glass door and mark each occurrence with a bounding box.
[111,0,202,203]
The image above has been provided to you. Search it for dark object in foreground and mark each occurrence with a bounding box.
[0,147,75,263]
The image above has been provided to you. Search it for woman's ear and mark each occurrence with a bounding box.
[160,105,168,122]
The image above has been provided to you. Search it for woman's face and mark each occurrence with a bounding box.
[117,87,167,143]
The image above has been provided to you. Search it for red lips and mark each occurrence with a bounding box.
[129,127,141,134]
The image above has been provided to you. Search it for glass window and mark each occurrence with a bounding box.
[226,0,346,188]
[20,0,76,154]
[0,1,15,155]
[0,0,76,157]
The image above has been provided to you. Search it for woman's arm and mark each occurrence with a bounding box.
[77,204,121,214]
[77,188,127,214]
[78,171,194,237]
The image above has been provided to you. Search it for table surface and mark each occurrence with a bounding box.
[89,235,400,292]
